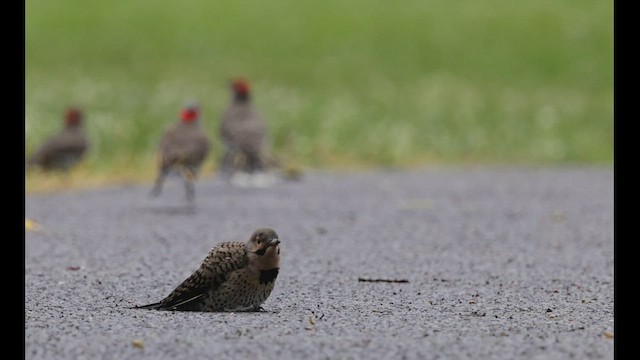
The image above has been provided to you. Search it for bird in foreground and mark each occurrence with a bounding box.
[219,78,279,187]
[150,101,211,204]
[27,107,89,172]
[135,228,281,312]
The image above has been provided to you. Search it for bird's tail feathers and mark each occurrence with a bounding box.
[131,302,162,310]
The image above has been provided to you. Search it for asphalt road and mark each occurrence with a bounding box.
[25,166,614,359]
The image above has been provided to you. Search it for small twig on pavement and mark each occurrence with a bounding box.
[358,277,409,283]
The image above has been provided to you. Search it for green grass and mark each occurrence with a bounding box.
[25,0,613,191]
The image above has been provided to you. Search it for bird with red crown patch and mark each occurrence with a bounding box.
[27,107,89,172]
[150,101,211,204]
[219,78,279,187]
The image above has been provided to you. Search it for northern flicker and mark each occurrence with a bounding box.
[27,107,89,172]
[135,228,281,312]
[150,101,211,203]
[219,79,278,186]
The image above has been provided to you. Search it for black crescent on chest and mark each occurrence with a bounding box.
[259,268,279,284]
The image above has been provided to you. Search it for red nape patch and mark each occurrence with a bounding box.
[180,109,199,122]
[65,108,82,125]
[232,79,250,95]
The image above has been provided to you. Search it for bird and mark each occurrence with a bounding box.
[135,228,281,312]
[150,101,211,204]
[218,78,279,186]
[27,107,89,172]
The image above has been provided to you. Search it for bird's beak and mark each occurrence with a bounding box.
[268,238,280,247]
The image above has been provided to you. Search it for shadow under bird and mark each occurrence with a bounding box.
[27,107,89,172]
[135,228,281,312]
[150,101,211,204]
[219,78,279,186]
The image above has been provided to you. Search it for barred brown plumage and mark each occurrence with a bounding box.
[134,228,281,312]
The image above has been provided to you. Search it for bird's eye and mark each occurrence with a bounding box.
[257,239,261,244]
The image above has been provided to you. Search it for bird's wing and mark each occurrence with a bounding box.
[236,120,267,153]
[28,130,88,166]
[186,128,211,165]
[157,125,184,167]
[220,104,265,139]
[153,242,248,311]
[219,108,238,146]
[157,124,210,169]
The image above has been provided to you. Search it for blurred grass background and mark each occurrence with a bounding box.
[25,0,613,193]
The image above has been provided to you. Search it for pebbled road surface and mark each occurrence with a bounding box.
[25,166,614,359]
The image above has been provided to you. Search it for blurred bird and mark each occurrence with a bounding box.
[27,107,89,172]
[150,101,211,204]
[135,228,281,312]
[219,78,279,187]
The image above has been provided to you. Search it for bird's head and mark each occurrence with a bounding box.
[230,78,251,101]
[180,101,200,123]
[246,228,280,269]
[65,108,83,127]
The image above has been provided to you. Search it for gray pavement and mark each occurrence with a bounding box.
[25,166,614,359]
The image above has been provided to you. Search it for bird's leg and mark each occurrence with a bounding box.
[182,169,196,205]
[150,168,168,197]
[185,180,195,205]
[246,151,264,174]
[220,151,232,176]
